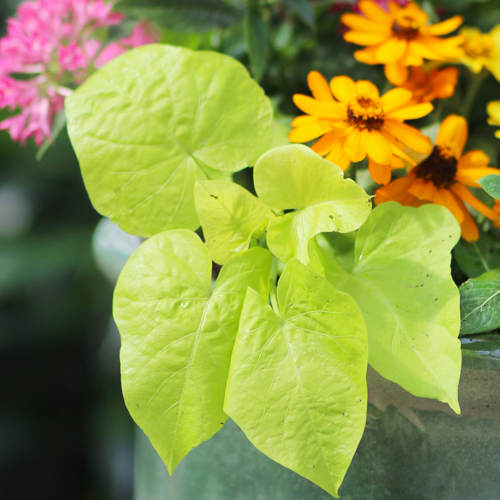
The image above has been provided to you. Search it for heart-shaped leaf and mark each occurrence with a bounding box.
[225,259,368,498]
[114,230,272,472]
[254,145,371,264]
[460,269,500,335]
[195,180,274,264]
[309,202,462,412]
[66,44,273,237]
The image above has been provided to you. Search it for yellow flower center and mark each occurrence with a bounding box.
[347,96,384,130]
[463,32,495,59]
[414,146,458,188]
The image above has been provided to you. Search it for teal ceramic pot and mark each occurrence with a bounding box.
[134,337,500,500]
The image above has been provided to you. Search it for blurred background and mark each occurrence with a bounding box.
[0,0,136,497]
[1,0,500,498]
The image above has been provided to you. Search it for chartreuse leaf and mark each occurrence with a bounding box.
[66,44,273,237]
[195,180,274,265]
[308,202,462,413]
[224,259,368,498]
[254,145,371,264]
[114,230,272,473]
[479,174,500,199]
[460,270,500,335]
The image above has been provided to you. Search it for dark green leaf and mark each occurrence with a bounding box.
[454,231,500,278]
[282,0,314,28]
[431,0,490,10]
[245,6,268,82]
[115,0,241,32]
[479,174,500,200]
[460,269,500,335]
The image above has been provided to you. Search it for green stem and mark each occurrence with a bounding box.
[345,161,357,182]
[269,256,280,318]
[463,70,488,119]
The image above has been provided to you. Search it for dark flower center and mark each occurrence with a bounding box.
[414,146,458,189]
[392,17,420,40]
[347,97,384,130]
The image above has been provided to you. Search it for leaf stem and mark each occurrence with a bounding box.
[269,256,280,318]
[463,69,488,119]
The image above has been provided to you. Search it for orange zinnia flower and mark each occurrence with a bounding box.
[289,71,433,185]
[401,66,459,104]
[341,0,464,85]
[375,115,500,241]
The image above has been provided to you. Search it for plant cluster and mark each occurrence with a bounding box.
[2,0,500,497]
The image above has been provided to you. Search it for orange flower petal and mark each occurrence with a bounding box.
[460,208,479,242]
[325,140,351,171]
[343,129,366,162]
[289,122,332,143]
[425,16,463,36]
[381,88,413,114]
[355,80,380,99]
[408,40,441,60]
[390,155,405,169]
[291,115,319,127]
[368,157,392,185]
[384,120,432,154]
[458,150,490,169]
[293,94,345,119]
[456,168,500,187]
[417,35,464,60]
[311,131,340,156]
[341,13,391,34]
[307,71,334,102]
[376,38,408,64]
[344,31,388,46]
[330,76,356,104]
[401,50,423,67]
[432,188,465,223]
[436,115,467,157]
[364,129,392,165]
[358,0,391,23]
[386,102,434,121]
[374,175,415,205]
[385,62,408,86]
[408,177,437,202]
[452,183,498,221]
[380,130,417,165]
[354,46,378,65]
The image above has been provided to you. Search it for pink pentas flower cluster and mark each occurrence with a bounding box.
[0,0,160,147]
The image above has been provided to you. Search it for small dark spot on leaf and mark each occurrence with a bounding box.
[329,215,334,219]
[289,304,293,307]
[220,422,224,425]
[210,194,218,199]
[313,465,316,469]
[429,250,432,253]
[434,298,438,302]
